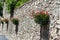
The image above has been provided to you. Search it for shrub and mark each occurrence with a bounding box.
[11,18,19,25]
[31,10,50,26]
[6,0,30,18]
[15,1,23,8]
[15,0,29,8]
[11,18,19,34]
[6,0,30,12]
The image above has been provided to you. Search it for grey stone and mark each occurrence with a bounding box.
[55,25,60,29]
[2,0,60,40]
[56,20,60,25]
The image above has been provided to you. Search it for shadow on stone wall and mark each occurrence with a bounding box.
[0,11,3,17]
[6,22,9,31]
[40,22,50,40]
[15,24,19,34]
[10,12,14,19]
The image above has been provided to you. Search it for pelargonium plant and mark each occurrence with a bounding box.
[31,10,50,26]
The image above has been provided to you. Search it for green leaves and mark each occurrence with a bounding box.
[15,1,23,8]
[6,0,16,12]
[35,14,50,25]
[11,18,19,25]
[6,0,29,13]
[31,10,50,26]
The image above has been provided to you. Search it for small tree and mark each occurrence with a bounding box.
[31,10,50,40]
[6,0,30,18]
[11,18,19,34]
[6,0,20,18]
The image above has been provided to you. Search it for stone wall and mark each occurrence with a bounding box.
[0,0,60,40]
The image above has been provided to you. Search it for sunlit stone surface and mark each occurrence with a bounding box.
[0,0,60,40]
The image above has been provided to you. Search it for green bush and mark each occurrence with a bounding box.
[35,14,49,25]
[32,10,50,26]
[11,18,19,34]
[11,18,19,25]
[5,0,16,13]
[6,0,30,13]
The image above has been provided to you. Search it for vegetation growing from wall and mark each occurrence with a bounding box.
[5,0,29,18]
[0,0,4,17]
[6,0,29,13]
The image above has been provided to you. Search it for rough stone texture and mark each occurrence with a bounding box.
[0,0,60,40]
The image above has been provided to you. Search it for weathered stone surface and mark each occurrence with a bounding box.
[57,30,60,36]
[55,25,60,29]
[1,0,60,40]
